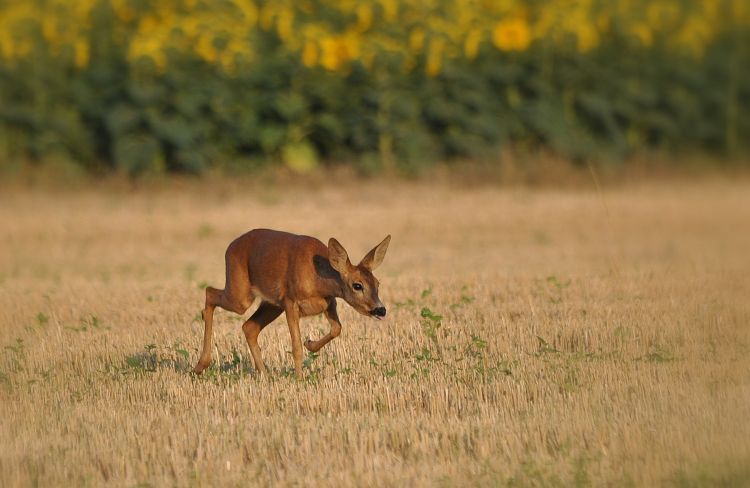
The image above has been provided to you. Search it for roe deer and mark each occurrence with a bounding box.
[193,229,391,377]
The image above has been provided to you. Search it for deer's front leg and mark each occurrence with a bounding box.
[305,299,342,353]
[284,301,304,377]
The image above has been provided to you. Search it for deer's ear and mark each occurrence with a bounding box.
[359,235,391,271]
[328,238,351,275]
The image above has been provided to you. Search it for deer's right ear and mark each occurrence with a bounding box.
[328,238,351,275]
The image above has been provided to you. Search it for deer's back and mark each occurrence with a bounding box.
[226,228,329,305]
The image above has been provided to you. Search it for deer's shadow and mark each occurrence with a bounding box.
[122,346,255,376]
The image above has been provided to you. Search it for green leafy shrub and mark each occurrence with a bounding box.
[0,1,748,176]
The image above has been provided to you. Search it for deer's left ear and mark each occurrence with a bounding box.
[328,238,352,276]
[359,235,391,271]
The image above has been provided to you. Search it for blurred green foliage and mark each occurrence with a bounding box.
[0,0,748,176]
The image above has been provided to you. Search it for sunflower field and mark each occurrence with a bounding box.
[0,0,748,175]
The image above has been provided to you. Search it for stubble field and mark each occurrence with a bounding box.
[1,178,749,486]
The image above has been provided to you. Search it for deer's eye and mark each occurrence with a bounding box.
[352,282,364,291]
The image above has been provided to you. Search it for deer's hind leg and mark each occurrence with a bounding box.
[194,249,255,374]
[242,302,283,375]
[194,286,224,373]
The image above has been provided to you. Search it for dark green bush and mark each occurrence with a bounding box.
[0,1,748,176]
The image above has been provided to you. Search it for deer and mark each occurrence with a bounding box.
[193,229,391,377]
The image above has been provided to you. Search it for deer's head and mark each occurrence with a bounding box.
[328,235,391,320]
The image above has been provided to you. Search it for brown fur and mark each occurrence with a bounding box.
[194,229,391,376]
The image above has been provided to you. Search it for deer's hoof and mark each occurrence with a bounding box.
[193,361,210,374]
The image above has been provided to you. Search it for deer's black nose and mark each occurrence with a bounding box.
[372,307,387,317]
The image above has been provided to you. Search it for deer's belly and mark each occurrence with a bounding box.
[297,297,329,317]
[251,286,282,307]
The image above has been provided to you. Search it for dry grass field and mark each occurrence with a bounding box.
[1,177,749,487]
